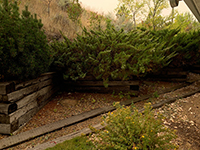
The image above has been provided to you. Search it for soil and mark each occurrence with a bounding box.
[0,73,200,150]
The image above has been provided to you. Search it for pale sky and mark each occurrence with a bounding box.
[79,0,192,16]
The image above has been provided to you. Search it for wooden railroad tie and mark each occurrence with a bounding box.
[0,72,59,135]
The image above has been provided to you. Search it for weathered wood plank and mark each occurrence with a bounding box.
[0,124,11,135]
[3,79,53,102]
[66,86,139,94]
[16,87,59,134]
[30,124,105,150]
[37,87,59,108]
[9,87,58,135]
[16,85,53,109]
[0,120,18,135]
[144,75,187,82]
[167,71,187,76]
[18,107,38,129]
[0,106,115,148]
[65,80,139,86]
[0,82,15,95]
[0,82,192,149]
[153,78,187,82]
[15,72,55,90]
[0,103,17,115]
[40,72,56,77]
[121,83,189,106]
[0,101,38,124]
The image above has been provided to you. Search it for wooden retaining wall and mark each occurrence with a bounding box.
[64,67,189,95]
[189,65,200,74]
[64,75,140,96]
[0,72,59,134]
[145,67,188,82]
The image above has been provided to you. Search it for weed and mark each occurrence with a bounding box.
[46,136,95,150]
[53,108,57,113]
[92,98,96,103]
[153,91,159,98]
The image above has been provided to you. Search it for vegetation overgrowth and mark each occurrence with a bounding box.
[46,136,95,150]
[90,102,178,150]
[51,24,178,86]
[51,24,200,86]
[1,0,200,83]
[0,0,52,81]
[147,28,200,67]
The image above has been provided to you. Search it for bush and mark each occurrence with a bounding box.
[148,28,200,67]
[90,103,178,150]
[51,26,177,87]
[0,0,52,81]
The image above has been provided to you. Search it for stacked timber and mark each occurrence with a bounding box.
[189,65,200,74]
[145,67,188,82]
[65,76,139,96]
[0,72,59,134]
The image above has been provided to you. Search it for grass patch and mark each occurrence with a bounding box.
[46,135,96,150]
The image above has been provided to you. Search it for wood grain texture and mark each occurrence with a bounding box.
[3,79,53,102]
[16,85,53,109]
[37,87,59,108]
[15,72,55,90]
[30,124,104,150]
[0,106,114,149]
[0,82,15,95]
[0,101,38,124]
[0,103,17,114]
[65,80,139,86]
[0,124,11,135]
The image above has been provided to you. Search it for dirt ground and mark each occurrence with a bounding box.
[0,73,200,150]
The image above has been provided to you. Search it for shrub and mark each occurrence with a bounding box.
[50,26,176,87]
[0,0,52,81]
[148,28,200,67]
[58,0,83,23]
[90,102,178,150]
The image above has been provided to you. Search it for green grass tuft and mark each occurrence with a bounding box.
[46,136,96,150]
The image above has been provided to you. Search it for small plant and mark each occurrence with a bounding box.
[53,108,57,113]
[46,135,95,150]
[153,91,159,98]
[90,102,177,150]
[118,91,124,99]
[92,98,96,103]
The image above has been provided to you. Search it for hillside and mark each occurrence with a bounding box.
[17,0,106,42]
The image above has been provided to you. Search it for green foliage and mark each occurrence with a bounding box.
[89,11,105,30]
[90,102,177,150]
[145,0,169,30]
[51,25,177,86]
[168,12,199,32]
[0,0,52,81]
[67,0,82,22]
[115,0,146,28]
[170,30,200,66]
[46,135,96,150]
[149,28,200,67]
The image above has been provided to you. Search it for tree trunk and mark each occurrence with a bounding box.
[133,12,136,29]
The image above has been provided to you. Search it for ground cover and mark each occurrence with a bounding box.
[0,73,200,150]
